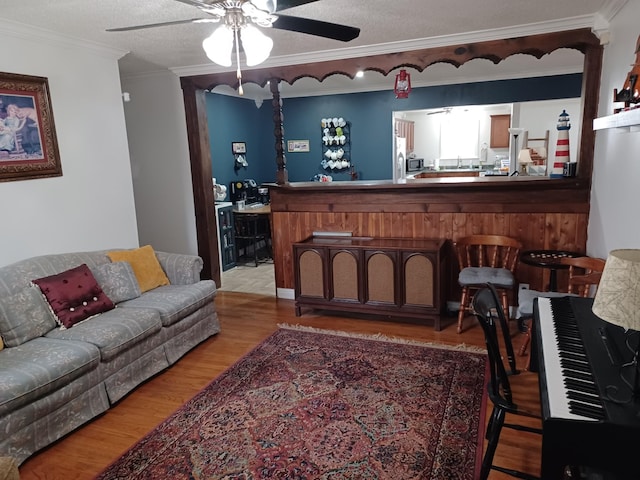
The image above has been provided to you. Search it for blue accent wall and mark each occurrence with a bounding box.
[207,73,582,184]
[206,94,273,192]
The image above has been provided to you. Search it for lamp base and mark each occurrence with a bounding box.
[519,163,530,175]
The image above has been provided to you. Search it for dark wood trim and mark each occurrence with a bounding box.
[185,29,600,91]
[180,79,219,285]
[180,28,603,286]
[269,177,591,214]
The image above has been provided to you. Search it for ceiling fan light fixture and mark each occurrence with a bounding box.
[203,25,233,67]
[241,24,273,66]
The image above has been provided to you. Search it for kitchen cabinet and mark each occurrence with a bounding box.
[293,236,447,330]
[490,114,511,148]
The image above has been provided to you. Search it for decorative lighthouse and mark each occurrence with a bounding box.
[550,110,571,178]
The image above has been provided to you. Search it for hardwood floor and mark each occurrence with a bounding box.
[18,291,542,479]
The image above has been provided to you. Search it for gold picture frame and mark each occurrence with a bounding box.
[0,72,62,182]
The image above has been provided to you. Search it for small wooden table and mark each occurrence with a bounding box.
[520,249,581,291]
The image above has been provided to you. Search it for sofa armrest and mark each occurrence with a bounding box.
[155,251,203,285]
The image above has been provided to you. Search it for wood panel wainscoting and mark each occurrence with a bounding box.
[269,177,590,307]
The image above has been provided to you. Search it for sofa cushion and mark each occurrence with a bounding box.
[45,307,162,362]
[107,245,170,293]
[90,261,141,304]
[118,280,216,328]
[32,264,115,329]
[0,337,100,415]
[0,286,57,347]
[458,266,515,288]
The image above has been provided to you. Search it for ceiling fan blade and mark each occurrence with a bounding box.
[275,0,320,11]
[106,18,214,32]
[272,15,360,42]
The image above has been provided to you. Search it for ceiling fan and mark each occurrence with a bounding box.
[108,0,359,94]
[107,0,360,52]
[426,107,453,115]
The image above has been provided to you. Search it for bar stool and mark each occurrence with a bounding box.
[234,214,271,267]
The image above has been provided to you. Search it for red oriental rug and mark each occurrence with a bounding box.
[97,326,488,480]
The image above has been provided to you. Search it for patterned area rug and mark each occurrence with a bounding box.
[97,326,488,479]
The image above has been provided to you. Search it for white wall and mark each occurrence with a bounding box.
[0,21,139,267]
[120,72,198,256]
[588,0,640,257]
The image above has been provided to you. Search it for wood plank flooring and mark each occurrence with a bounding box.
[18,291,542,480]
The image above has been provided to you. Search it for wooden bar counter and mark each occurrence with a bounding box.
[269,175,590,305]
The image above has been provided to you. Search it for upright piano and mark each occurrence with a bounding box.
[534,296,640,479]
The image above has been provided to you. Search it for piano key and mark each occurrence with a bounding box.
[536,297,602,421]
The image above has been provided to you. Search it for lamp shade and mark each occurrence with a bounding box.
[241,24,273,66]
[592,249,640,331]
[202,26,234,67]
[518,149,533,164]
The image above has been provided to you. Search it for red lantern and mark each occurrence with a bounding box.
[394,69,411,98]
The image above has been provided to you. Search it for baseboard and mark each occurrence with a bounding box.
[277,288,294,300]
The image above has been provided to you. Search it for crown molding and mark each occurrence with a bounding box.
[0,18,128,60]
[171,14,599,77]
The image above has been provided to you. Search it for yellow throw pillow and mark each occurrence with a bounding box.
[107,245,170,293]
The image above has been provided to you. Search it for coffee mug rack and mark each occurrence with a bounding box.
[320,117,350,171]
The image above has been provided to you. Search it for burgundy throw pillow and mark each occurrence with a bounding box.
[32,264,115,328]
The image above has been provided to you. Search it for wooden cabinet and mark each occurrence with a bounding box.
[490,114,511,148]
[293,236,447,330]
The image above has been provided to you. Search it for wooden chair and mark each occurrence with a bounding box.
[454,234,522,333]
[472,284,542,480]
[517,255,606,369]
[562,256,606,297]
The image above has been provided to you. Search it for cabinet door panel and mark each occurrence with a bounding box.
[299,250,324,297]
[366,252,395,304]
[331,251,359,301]
[404,253,434,307]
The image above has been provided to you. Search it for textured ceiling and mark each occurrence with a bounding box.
[0,0,617,98]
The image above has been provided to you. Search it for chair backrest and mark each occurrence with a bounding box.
[455,235,522,273]
[473,284,518,407]
[560,256,606,297]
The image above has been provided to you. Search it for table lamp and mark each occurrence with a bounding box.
[518,149,534,175]
[592,249,640,401]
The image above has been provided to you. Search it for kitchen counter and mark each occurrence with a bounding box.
[408,168,508,179]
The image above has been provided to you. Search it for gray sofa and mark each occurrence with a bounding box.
[0,249,220,464]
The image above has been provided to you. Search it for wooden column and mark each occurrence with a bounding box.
[180,78,219,285]
[270,80,288,185]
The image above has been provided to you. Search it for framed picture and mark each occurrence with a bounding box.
[287,140,310,153]
[231,142,246,154]
[0,72,62,182]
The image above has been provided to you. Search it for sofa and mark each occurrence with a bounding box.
[0,247,220,464]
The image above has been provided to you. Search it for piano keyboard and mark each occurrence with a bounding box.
[537,296,606,421]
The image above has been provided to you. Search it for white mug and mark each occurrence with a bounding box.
[325,149,332,158]
[337,148,344,159]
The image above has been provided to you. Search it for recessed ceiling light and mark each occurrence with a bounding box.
[355,71,364,78]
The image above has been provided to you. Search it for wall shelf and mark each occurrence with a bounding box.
[593,108,640,132]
